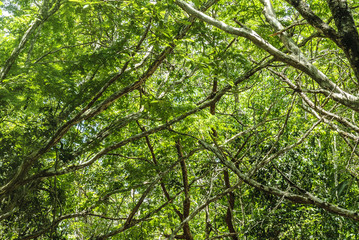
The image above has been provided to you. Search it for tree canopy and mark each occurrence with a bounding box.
[1,0,359,238]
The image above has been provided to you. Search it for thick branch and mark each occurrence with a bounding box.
[176,139,193,240]
[285,0,359,80]
[327,0,359,81]
[223,170,238,240]
[175,0,359,112]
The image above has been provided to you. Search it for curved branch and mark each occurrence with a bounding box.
[175,0,359,112]
[199,131,359,222]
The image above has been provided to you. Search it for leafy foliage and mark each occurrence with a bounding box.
[1,0,359,239]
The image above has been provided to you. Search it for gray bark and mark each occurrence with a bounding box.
[175,0,359,112]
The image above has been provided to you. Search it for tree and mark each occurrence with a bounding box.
[0,0,359,238]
